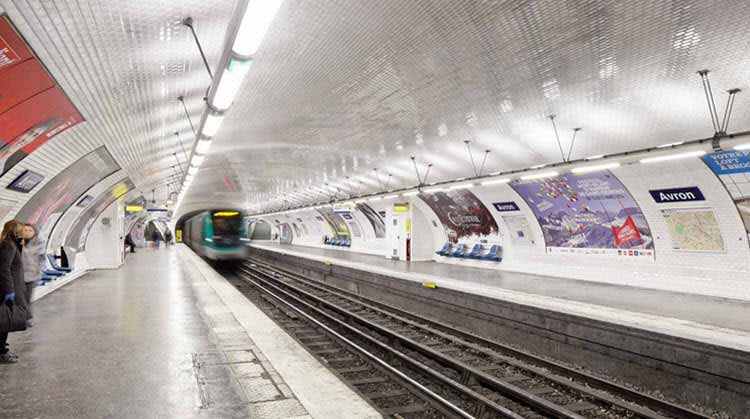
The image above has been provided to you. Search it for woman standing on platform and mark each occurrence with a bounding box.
[22,224,43,327]
[0,220,27,363]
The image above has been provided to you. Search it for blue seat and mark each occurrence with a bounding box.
[47,254,72,272]
[43,269,64,277]
[435,242,451,256]
[481,245,502,262]
[466,244,483,259]
[342,239,351,247]
[451,244,467,257]
[332,239,341,246]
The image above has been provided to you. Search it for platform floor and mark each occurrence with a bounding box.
[0,246,380,419]
[250,242,750,352]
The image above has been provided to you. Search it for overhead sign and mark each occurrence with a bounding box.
[492,201,519,212]
[6,169,43,193]
[0,15,84,177]
[702,149,750,175]
[649,187,705,203]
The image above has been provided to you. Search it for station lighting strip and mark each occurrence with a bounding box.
[257,131,750,218]
[173,0,284,214]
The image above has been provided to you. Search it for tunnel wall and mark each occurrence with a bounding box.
[259,155,750,299]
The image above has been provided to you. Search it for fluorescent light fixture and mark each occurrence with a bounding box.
[202,113,224,137]
[368,196,382,202]
[480,178,511,186]
[657,141,684,149]
[211,58,253,110]
[423,187,444,193]
[530,164,547,169]
[232,0,284,56]
[571,162,621,174]
[521,171,558,180]
[448,183,473,190]
[187,166,198,175]
[734,143,750,150]
[585,154,604,160]
[354,199,366,204]
[191,155,205,166]
[195,139,212,155]
[383,194,399,200]
[489,171,502,176]
[403,190,419,196]
[639,150,705,164]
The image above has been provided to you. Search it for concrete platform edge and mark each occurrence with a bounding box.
[178,245,382,419]
[250,243,750,352]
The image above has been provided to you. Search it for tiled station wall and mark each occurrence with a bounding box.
[257,157,749,298]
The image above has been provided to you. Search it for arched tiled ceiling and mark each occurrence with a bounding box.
[3,1,750,219]
[0,0,236,221]
[186,0,750,215]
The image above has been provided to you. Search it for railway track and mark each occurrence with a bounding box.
[229,258,715,419]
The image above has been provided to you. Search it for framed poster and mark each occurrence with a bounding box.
[0,15,84,177]
[661,208,724,252]
[6,169,43,192]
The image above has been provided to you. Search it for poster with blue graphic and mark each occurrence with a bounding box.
[703,150,750,237]
[511,170,653,257]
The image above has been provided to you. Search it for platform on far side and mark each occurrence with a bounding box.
[249,242,750,352]
[0,245,381,419]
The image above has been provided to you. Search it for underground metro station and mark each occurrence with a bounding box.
[0,1,748,418]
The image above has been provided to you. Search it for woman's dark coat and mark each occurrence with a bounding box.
[0,239,26,313]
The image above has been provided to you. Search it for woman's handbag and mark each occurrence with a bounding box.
[0,301,27,333]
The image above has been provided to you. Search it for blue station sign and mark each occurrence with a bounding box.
[492,201,520,212]
[649,187,705,203]
[703,149,750,175]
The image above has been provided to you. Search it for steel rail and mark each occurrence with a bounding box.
[236,270,482,419]
[245,257,715,419]
[236,268,534,419]
[239,265,585,419]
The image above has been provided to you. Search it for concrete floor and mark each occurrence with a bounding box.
[0,248,288,419]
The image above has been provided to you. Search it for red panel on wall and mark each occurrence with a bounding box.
[0,15,83,177]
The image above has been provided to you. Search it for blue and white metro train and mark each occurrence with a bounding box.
[182,210,249,260]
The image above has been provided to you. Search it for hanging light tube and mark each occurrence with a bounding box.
[480,178,511,186]
[448,183,474,190]
[191,155,205,167]
[211,57,253,111]
[639,150,705,164]
[202,113,224,137]
[734,143,750,150]
[195,139,212,154]
[232,0,284,57]
[403,190,419,196]
[521,171,558,180]
[571,162,621,174]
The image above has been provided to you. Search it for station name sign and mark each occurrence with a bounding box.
[649,187,705,203]
[492,201,520,212]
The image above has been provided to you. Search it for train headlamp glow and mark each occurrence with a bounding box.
[214,211,239,217]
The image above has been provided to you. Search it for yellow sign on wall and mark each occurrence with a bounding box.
[175,229,182,242]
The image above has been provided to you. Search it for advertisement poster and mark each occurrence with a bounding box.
[703,149,750,239]
[341,212,362,238]
[418,189,500,243]
[356,203,386,238]
[15,147,120,240]
[510,170,653,257]
[65,178,134,251]
[661,208,724,252]
[0,16,83,176]
[502,215,535,246]
[317,208,350,239]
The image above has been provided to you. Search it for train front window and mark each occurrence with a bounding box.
[212,214,241,237]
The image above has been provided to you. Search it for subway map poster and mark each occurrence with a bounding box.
[511,170,653,257]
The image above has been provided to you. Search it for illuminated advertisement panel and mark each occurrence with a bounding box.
[15,147,120,239]
[65,178,134,251]
[418,189,500,244]
[511,170,654,257]
[0,15,84,176]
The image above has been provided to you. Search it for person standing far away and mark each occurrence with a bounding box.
[152,229,160,249]
[0,220,28,363]
[21,224,43,327]
[125,233,136,253]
